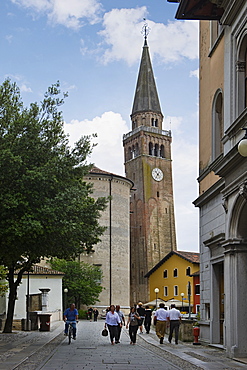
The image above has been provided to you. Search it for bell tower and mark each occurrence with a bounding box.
[123,25,177,304]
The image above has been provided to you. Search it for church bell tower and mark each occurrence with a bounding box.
[123,26,177,304]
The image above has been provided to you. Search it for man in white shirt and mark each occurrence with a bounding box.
[167,304,181,344]
[154,303,168,344]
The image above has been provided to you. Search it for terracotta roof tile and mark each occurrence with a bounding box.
[20,265,64,276]
[145,250,200,277]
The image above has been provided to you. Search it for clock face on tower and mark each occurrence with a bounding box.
[152,167,163,181]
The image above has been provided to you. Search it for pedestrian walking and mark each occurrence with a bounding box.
[104,305,121,345]
[115,305,125,343]
[144,305,152,334]
[137,302,145,333]
[153,303,168,344]
[126,306,140,345]
[87,307,93,321]
[167,304,181,344]
[93,308,99,321]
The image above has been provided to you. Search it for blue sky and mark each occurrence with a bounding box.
[1,0,199,252]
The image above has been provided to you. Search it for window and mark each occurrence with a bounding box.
[186,267,191,276]
[195,284,200,295]
[196,305,200,314]
[210,20,222,48]
[149,142,153,156]
[154,144,159,157]
[174,285,178,296]
[160,145,165,158]
[173,268,178,277]
[236,35,247,114]
[163,269,168,278]
[212,90,223,160]
[205,303,210,320]
[164,286,168,297]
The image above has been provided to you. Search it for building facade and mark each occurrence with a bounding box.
[123,36,177,304]
[81,167,133,310]
[145,251,199,312]
[172,0,247,359]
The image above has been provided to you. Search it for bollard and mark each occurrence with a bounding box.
[193,326,201,345]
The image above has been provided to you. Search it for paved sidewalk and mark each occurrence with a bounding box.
[139,327,247,370]
[0,321,247,369]
[0,321,64,369]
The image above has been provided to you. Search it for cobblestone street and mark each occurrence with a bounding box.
[0,321,247,369]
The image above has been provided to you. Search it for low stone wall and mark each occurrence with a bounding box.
[152,319,195,342]
[179,320,194,342]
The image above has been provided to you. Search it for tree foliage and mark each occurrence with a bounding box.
[0,79,107,332]
[0,266,8,296]
[50,258,103,307]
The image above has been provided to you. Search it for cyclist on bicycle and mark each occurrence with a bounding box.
[64,303,79,340]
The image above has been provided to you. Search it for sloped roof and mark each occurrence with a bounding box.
[90,166,114,175]
[20,265,64,276]
[144,250,200,277]
[131,42,162,116]
[87,166,134,187]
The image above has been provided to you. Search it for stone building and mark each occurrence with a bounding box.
[123,34,177,304]
[171,0,247,359]
[81,167,133,310]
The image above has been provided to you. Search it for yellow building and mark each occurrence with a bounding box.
[145,251,199,312]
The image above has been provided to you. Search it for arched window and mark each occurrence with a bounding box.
[236,33,247,115]
[151,118,155,126]
[163,269,168,278]
[155,119,158,127]
[154,144,159,157]
[135,143,139,157]
[186,267,191,276]
[174,285,178,296]
[173,268,178,278]
[128,147,132,161]
[160,145,165,158]
[149,142,153,156]
[212,90,223,160]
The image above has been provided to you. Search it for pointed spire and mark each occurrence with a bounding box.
[131,23,162,116]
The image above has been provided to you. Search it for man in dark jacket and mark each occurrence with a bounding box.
[137,302,146,333]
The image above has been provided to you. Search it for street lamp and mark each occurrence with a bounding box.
[238,128,247,157]
[181,292,184,312]
[63,288,68,312]
[154,288,159,309]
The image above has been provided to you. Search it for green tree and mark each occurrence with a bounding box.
[0,79,107,332]
[0,266,8,296]
[50,258,103,307]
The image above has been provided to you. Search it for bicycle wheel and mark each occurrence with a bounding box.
[68,325,72,344]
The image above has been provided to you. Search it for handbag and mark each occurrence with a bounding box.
[102,328,108,336]
[137,318,142,326]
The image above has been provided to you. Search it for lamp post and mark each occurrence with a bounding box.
[181,292,184,312]
[238,128,247,157]
[64,288,68,312]
[154,288,159,309]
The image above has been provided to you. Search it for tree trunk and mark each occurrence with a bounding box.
[3,268,23,333]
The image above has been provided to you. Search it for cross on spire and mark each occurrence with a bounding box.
[141,18,150,46]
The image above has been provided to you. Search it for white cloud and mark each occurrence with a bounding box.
[190,69,199,79]
[11,0,102,29]
[64,111,128,176]
[98,7,199,65]
[20,84,32,93]
[5,35,13,43]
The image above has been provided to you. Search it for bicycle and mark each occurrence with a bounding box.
[66,321,77,345]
